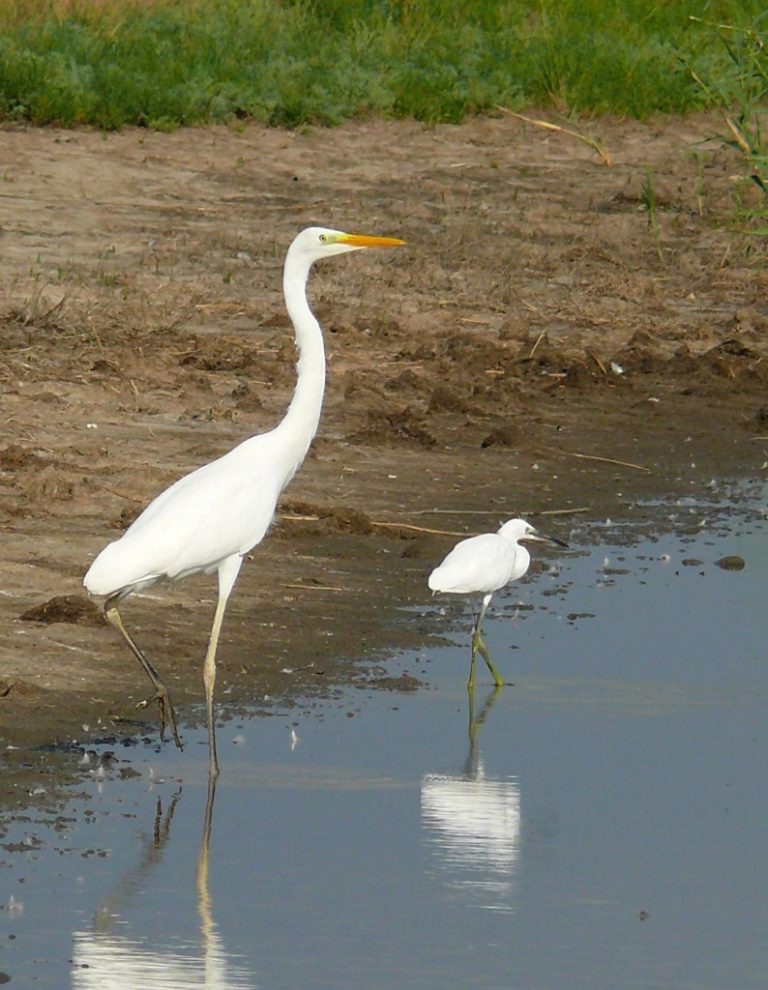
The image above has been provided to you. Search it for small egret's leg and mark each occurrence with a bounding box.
[204,555,243,779]
[104,598,183,750]
[470,593,505,688]
[475,636,504,687]
[468,642,479,695]
[467,597,486,693]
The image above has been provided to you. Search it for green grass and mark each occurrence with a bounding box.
[0,0,765,129]
[680,15,768,230]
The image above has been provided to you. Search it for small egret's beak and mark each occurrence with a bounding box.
[524,528,569,549]
[337,233,406,249]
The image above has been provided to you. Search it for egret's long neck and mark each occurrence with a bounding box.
[273,248,326,482]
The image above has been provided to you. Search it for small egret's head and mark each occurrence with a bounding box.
[498,518,568,548]
[292,226,405,263]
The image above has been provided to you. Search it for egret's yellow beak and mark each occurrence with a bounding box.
[338,233,406,249]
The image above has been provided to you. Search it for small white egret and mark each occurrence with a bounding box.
[84,226,405,776]
[428,518,567,690]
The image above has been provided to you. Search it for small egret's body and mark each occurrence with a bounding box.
[84,226,404,776]
[428,518,566,690]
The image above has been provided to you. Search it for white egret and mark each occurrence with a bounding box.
[428,518,567,690]
[84,226,405,776]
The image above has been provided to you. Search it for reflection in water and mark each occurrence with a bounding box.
[72,778,254,989]
[421,688,520,910]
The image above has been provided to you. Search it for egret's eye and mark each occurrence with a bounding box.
[319,233,328,243]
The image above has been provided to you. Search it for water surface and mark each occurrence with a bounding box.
[1,497,767,989]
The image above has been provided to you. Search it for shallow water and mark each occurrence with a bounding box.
[2,496,767,989]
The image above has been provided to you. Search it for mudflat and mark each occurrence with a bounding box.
[1,113,765,763]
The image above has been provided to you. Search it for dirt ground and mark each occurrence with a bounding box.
[1,112,766,792]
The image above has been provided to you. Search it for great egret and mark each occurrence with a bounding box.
[84,226,405,776]
[428,518,567,690]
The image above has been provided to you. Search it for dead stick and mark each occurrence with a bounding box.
[407,506,589,518]
[586,349,607,374]
[537,506,590,516]
[282,511,467,537]
[496,106,612,166]
[529,330,547,358]
[407,509,510,516]
[283,583,345,592]
[724,115,752,155]
[371,521,469,537]
[102,485,145,504]
[570,452,651,473]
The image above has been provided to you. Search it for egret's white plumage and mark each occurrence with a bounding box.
[428,518,566,689]
[84,226,404,775]
[84,437,283,595]
[428,519,535,597]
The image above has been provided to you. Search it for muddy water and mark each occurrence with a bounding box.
[1,493,766,990]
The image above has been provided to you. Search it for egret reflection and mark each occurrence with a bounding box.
[421,688,520,910]
[72,779,254,989]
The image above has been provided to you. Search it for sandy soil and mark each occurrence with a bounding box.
[1,113,766,785]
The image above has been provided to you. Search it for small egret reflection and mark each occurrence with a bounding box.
[421,688,520,910]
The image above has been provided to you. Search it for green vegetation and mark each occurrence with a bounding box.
[682,17,768,229]
[641,167,664,261]
[0,0,764,130]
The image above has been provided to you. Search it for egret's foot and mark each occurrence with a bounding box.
[137,689,183,751]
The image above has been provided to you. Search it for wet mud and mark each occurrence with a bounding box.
[0,113,766,798]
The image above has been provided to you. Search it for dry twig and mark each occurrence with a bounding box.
[370,521,469,537]
[496,106,613,166]
[283,582,345,592]
[102,485,145,503]
[529,330,547,358]
[570,452,651,473]
[537,506,590,516]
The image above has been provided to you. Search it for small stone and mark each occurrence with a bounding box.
[714,555,745,571]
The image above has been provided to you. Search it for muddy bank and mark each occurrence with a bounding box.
[0,113,766,794]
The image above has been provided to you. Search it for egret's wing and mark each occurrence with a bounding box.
[84,440,281,596]
[428,534,517,595]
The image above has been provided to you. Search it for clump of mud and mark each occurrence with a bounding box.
[281,499,374,535]
[349,406,437,447]
[20,595,105,627]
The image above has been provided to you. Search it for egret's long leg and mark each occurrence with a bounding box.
[468,599,487,694]
[104,598,182,750]
[468,642,479,695]
[470,594,505,688]
[475,635,504,687]
[204,555,243,779]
